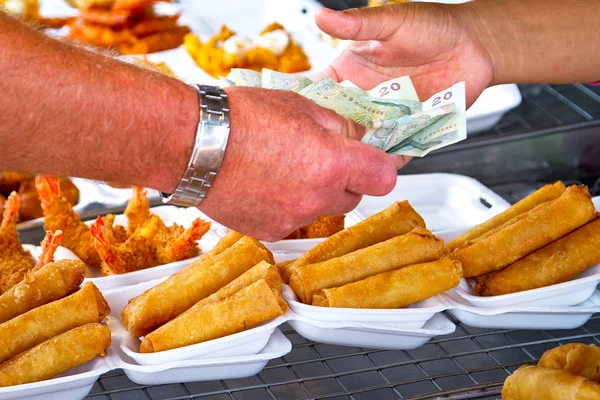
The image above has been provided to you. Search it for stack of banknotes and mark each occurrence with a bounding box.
[222,69,467,157]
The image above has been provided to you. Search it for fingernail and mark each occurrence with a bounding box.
[320,8,337,14]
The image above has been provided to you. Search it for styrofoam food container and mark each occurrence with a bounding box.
[465,84,522,134]
[356,174,510,232]
[102,277,287,366]
[40,205,221,291]
[443,290,600,330]
[283,285,446,328]
[288,312,455,350]
[0,357,109,400]
[109,329,291,385]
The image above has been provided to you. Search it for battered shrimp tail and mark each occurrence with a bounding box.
[0,192,20,234]
[35,230,63,270]
[161,218,210,264]
[90,217,117,266]
[125,186,151,234]
[34,176,60,210]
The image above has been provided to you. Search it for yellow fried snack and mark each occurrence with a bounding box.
[122,236,273,337]
[285,216,346,240]
[501,365,600,400]
[283,201,425,282]
[0,323,111,387]
[289,228,444,304]
[538,344,600,382]
[140,279,287,353]
[447,181,566,251]
[476,216,600,296]
[312,258,462,308]
[0,260,85,324]
[452,185,596,278]
[0,282,109,363]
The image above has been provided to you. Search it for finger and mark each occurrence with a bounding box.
[322,191,363,216]
[342,138,398,196]
[392,155,412,170]
[315,5,409,42]
[315,109,366,141]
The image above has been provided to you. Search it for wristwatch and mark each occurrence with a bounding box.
[161,85,230,207]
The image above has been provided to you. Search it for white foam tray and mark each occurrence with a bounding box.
[28,205,221,291]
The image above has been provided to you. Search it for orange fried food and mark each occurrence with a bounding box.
[286,216,345,240]
[35,176,102,269]
[0,193,35,293]
[90,216,157,276]
[124,186,150,235]
[154,218,211,264]
[101,214,128,244]
[34,230,63,271]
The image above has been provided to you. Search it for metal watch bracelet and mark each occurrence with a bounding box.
[161,85,230,207]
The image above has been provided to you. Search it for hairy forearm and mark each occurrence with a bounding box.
[0,12,197,193]
[460,0,600,85]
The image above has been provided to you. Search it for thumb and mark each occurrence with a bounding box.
[315,6,407,41]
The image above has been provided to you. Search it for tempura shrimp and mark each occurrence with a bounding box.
[91,216,158,276]
[155,218,210,264]
[34,230,63,270]
[124,186,151,235]
[35,176,102,268]
[0,192,35,293]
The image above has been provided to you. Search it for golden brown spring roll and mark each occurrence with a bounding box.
[501,365,600,400]
[538,344,600,382]
[207,230,244,257]
[447,181,566,251]
[0,282,110,364]
[122,236,273,337]
[276,260,295,279]
[452,185,595,278]
[0,259,85,324]
[0,323,111,387]
[476,217,600,296]
[284,201,425,283]
[194,261,284,308]
[289,228,444,304]
[140,279,287,353]
[312,258,462,308]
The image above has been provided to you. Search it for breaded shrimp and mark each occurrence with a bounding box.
[124,186,151,235]
[154,217,210,264]
[34,230,63,270]
[35,176,102,269]
[101,214,128,244]
[90,216,158,276]
[0,192,35,293]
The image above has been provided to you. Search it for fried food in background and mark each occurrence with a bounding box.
[285,216,345,240]
[367,0,409,5]
[538,343,600,382]
[90,187,210,276]
[68,0,189,54]
[0,0,74,28]
[185,23,311,79]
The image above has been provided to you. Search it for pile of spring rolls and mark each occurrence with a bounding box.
[280,201,463,308]
[0,260,111,387]
[121,233,288,353]
[502,343,600,399]
[447,182,600,296]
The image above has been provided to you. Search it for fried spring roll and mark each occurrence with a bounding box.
[122,236,273,337]
[208,230,244,257]
[0,282,109,364]
[312,258,462,308]
[501,365,600,400]
[538,344,600,382]
[283,201,425,282]
[447,182,566,251]
[289,228,444,304]
[140,279,286,353]
[476,217,600,296]
[195,261,285,308]
[276,260,295,278]
[452,185,595,278]
[0,260,85,324]
[0,323,111,387]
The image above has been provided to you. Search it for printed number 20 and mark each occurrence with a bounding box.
[379,82,401,97]
[432,91,453,106]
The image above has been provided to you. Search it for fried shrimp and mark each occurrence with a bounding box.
[35,176,102,269]
[34,230,63,271]
[124,186,150,235]
[0,193,35,293]
[91,216,158,276]
[155,218,211,264]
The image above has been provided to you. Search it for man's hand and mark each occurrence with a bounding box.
[198,87,402,241]
[316,4,494,107]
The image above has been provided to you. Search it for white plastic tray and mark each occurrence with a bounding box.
[466,84,522,134]
[288,312,455,350]
[283,285,446,328]
[443,290,600,330]
[39,205,221,291]
[109,329,292,385]
[102,277,287,366]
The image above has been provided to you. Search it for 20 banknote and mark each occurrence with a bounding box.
[222,69,467,157]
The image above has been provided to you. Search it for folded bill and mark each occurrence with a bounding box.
[225,69,467,156]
